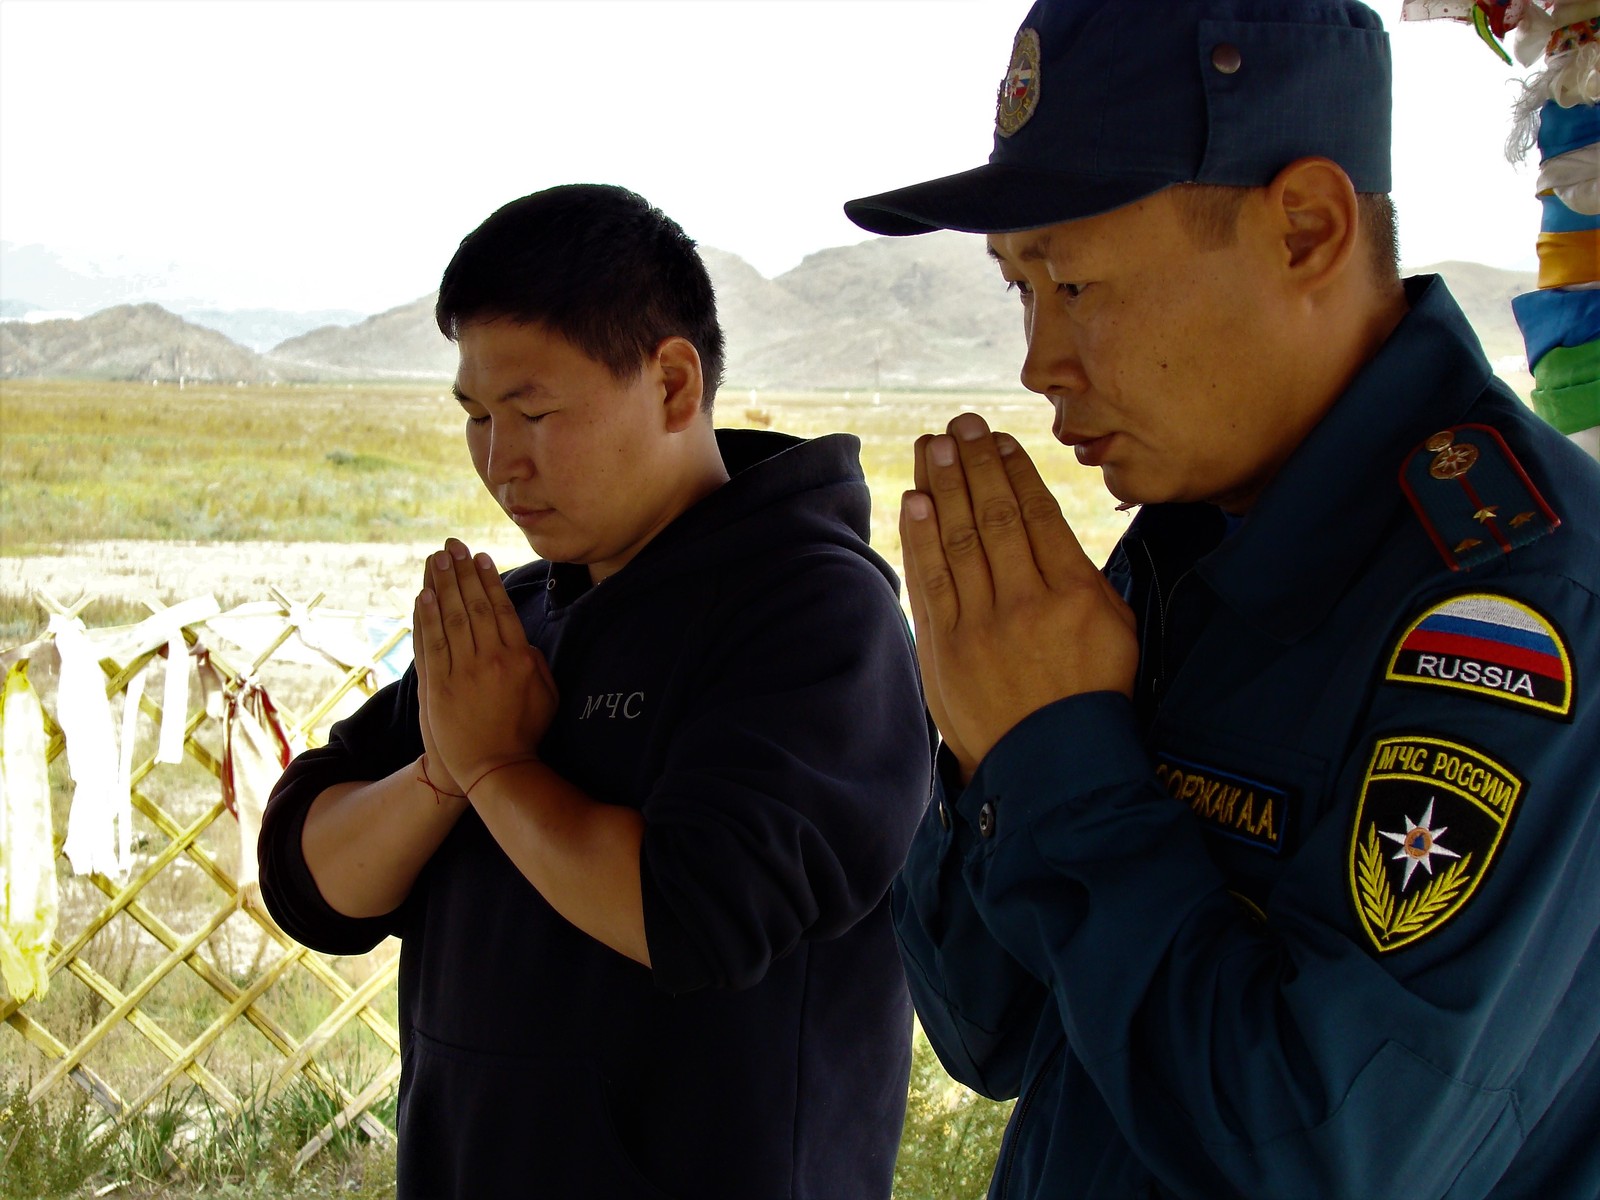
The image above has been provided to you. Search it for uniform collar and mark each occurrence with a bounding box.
[1194,275,1492,642]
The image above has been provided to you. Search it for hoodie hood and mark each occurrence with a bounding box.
[537,428,893,611]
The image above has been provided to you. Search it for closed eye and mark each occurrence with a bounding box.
[463,410,550,426]
[1005,279,1084,301]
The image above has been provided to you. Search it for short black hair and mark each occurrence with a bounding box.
[1170,184,1400,283]
[436,184,725,410]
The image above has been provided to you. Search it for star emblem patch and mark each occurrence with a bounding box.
[996,27,1041,137]
[1348,735,1523,954]
[1377,797,1460,891]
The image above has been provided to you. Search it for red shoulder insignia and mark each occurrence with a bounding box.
[1399,425,1560,572]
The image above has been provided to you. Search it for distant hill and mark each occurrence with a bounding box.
[261,241,1540,391]
[1414,260,1537,362]
[0,244,1541,389]
[271,296,455,378]
[737,231,1021,389]
[182,307,368,353]
[264,233,1025,389]
[0,303,310,382]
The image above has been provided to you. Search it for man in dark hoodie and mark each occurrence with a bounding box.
[258,184,933,1199]
[844,1,1600,1197]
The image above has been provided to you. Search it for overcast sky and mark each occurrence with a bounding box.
[0,0,1543,314]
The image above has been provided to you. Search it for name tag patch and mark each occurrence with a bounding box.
[1155,753,1289,854]
[1348,735,1523,954]
[1386,593,1572,718]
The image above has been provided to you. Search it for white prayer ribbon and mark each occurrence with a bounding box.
[118,659,151,866]
[77,596,219,768]
[223,685,290,892]
[155,617,189,765]
[51,614,130,880]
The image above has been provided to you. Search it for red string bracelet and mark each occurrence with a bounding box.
[466,758,539,796]
[416,755,467,804]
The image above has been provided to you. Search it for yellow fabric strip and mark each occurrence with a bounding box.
[1537,230,1600,289]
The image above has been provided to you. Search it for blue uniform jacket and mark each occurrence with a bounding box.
[895,277,1600,1199]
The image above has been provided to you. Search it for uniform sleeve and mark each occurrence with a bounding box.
[936,572,1600,1196]
[256,672,422,956]
[638,551,934,994]
[891,746,1048,1101]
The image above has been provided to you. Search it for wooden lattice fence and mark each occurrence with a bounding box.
[0,588,412,1176]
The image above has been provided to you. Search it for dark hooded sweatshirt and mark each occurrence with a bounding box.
[258,429,934,1199]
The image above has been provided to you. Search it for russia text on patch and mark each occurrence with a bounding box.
[1155,753,1288,853]
[1386,593,1573,718]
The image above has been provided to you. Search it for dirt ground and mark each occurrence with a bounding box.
[0,539,535,617]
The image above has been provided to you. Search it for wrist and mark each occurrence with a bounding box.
[416,754,467,804]
[465,755,542,798]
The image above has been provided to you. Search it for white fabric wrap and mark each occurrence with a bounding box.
[1539,144,1600,214]
[155,615,190,764]
[52,615,130,880]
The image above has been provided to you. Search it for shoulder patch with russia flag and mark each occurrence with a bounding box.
[1386,592,1573,719]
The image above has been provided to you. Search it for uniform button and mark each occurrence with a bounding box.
[978,802,996,838]
[1211,42,1242,74]
[938,801,951,830]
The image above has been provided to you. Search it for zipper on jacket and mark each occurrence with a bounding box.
[1139,538,1167,676]
[996,1040,1065,1200]
[1137,537,1199,708]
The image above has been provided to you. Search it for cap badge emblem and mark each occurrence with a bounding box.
[996,27,1041,138]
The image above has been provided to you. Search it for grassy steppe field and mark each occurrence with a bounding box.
[0,377,1132,618]
[3,377,1130,1197]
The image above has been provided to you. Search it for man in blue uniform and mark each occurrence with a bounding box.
[845,1,1600,1196]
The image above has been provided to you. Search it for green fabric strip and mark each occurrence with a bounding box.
[1531,339,1600,435]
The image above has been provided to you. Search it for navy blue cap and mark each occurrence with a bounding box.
[844,0,1392,236]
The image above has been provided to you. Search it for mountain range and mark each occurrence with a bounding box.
[0,235,1536,389]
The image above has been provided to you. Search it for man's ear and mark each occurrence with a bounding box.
[654,336,706,431]
[1266,157,1359,293]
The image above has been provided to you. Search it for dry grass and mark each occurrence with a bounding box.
[0,380,1133,625]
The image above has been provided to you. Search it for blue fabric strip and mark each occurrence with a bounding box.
[1513,288,1600,369]
[1541,192,1600,233]
[1539,101,1600,162]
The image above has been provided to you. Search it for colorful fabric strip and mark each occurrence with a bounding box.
[1398,1,1523,31]
[1536,229,1600,288]
[1548,17,1600,56]
[1541,192,1600,232]
[1530,339,1600,434]
[1512,287,1600,368]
